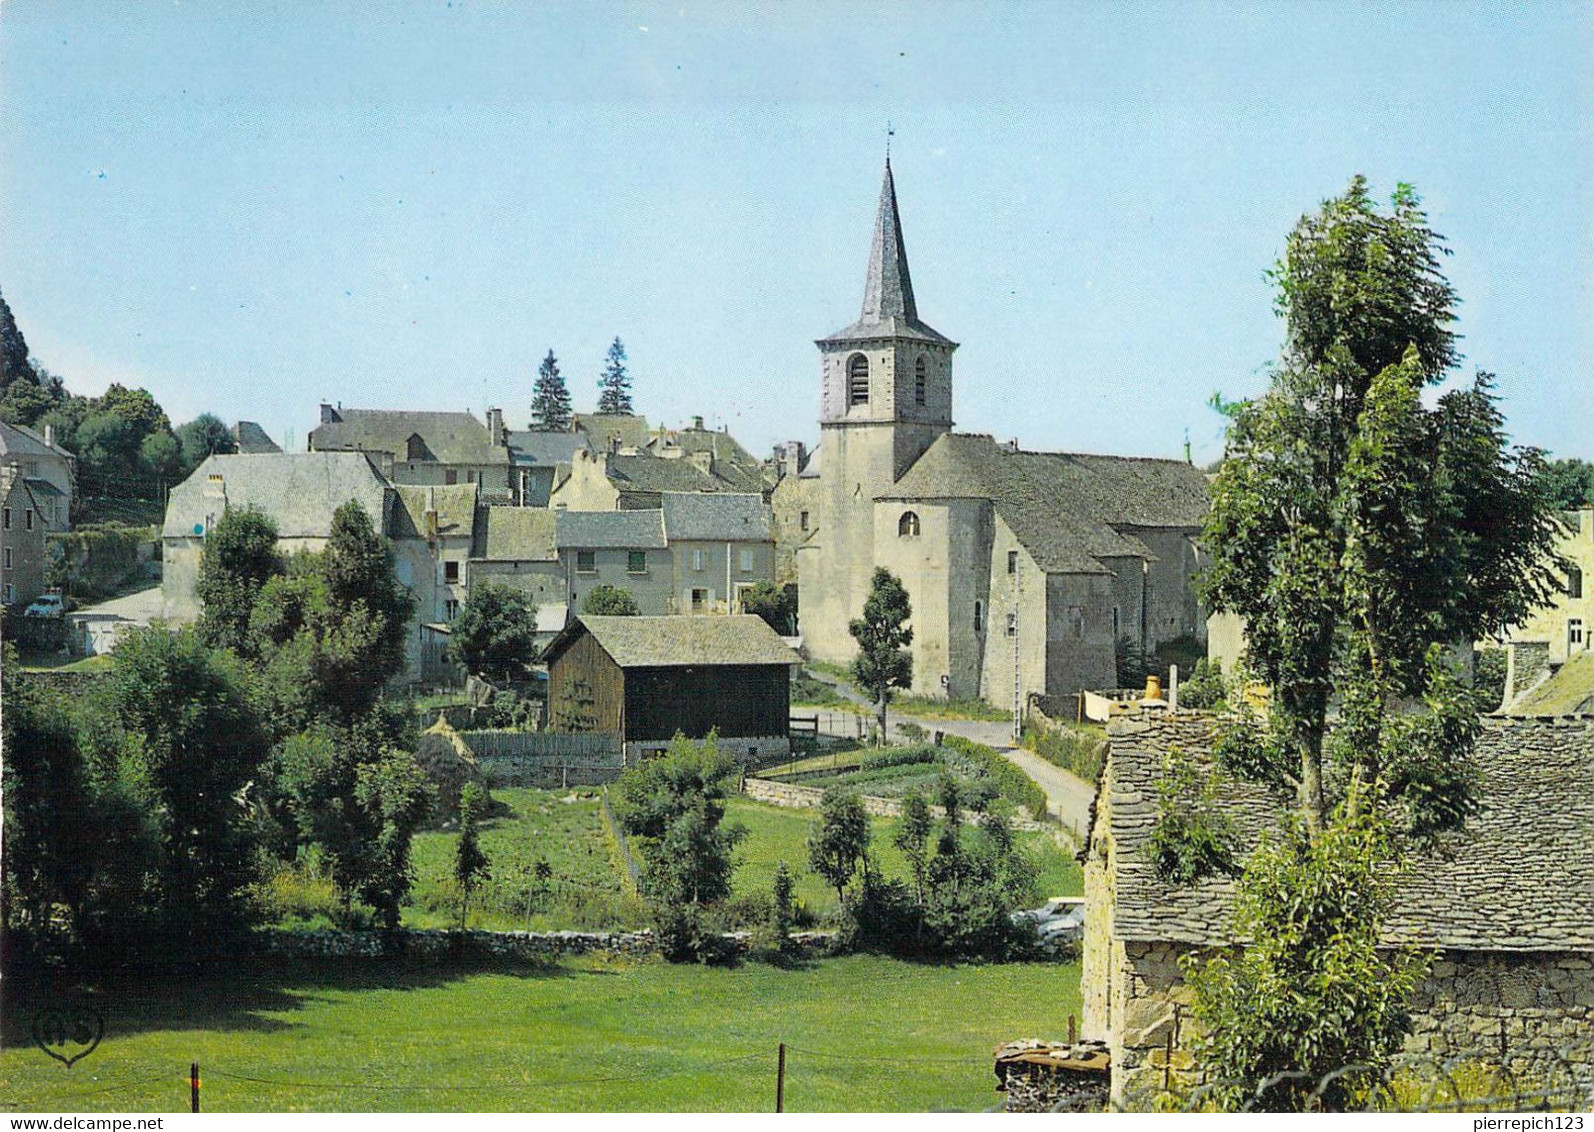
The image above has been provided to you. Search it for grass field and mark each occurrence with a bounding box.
[0,954,1081,1112]
[394,789,1081,932]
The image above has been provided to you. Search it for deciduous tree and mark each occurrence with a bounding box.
[197,506,284,653]
[849,568,913,742]
[447,580,540,684]
[808,788,870,904]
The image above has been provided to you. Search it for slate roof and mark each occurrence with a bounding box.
[645,425,763,475]
[390,483,479,540]
[603,452,766,497]
[545,614,800,669]
[506,430,591,466]
[879,433,1207,574]
[234,421,282,454]
[660,492,771,543]
[163,452,390,540]
[573,412,653,450]
[819,162,954,347]
[0,419,74,460]
[310,408,508,465]
[474,506,558,561]
[1101,711,1594,953]
[1505,651,1594,716]
[554,508,667,550]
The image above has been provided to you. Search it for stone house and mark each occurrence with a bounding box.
[0,419,75,532]
[1503,508,1594,674]
[466,506,565,609]
[550,415,770,512]
[543,614,800,764]
[798,161,1209,708]
[308,404,514,502]
[503,429,590,507]
[1081,709,1594,1109]
[770,443,821,587]
[554,508,673,616]
[660,492,774,615]
[0,466,49,608]
[162,451,478,682]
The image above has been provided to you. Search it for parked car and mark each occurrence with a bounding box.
[23,591,66,618]
[1013,896,1086,944]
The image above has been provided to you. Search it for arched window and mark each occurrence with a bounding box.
[898,511,920,537]
[914,355,928,406]
[847,354,870,406]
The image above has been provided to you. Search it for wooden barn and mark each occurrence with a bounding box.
[542,615,801,763]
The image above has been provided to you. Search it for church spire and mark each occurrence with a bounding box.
[860,161,918,324]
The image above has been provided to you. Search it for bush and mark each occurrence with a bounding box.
[1178,658,1228,711]
[940,735,1048,821]
[1146,747,1240,885]
[859,743,941,771]
[1471,647,1507,713]
[1021,718,1107,782]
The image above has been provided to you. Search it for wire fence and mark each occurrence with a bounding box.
[7,1045,1591,1112]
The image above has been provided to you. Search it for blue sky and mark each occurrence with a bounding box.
[1,1,1589,464]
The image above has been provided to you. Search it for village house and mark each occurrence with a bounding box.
[161,450,475,681]
[1496,508,1594,698]
[542,614,800,763]
[550,492,776,616]
[550,416,770,511]
[0,465,49,609]
[308,403,514,502]
[1081,709,1594,1109]
[770,440,820,587]
[798,162,1209,708]
[503,428,590,507]
[0,419,75,532]
[465,505,565,611]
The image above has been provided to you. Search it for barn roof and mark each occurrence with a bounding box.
[1098,711,1594,953]
[545,615,800,669]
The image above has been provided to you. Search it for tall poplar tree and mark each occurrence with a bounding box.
[530,349,572,431]
[596,336,634,413]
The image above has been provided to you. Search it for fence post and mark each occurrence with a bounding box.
[776,1042,786,1113]
[190,1061,200,1113]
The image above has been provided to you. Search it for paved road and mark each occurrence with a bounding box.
[800,672,1096,839]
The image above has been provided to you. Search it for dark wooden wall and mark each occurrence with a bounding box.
[547,631,625,735]
[624,664,791,742]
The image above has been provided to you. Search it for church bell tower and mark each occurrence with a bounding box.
[802,159,958,663]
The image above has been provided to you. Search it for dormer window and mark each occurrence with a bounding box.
[914,356,927,406]
[898,511,920,538]
[847,354,869,406]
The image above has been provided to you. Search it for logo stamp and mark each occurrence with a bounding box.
[31,1003,105,1068]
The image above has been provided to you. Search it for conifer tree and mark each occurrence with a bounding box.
[596,336,634,414]
[530,349,572,431]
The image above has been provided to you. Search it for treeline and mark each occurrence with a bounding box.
[1,503,437,960]
[0,286,237,500]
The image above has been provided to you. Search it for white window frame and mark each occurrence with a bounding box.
[1571,618,1586,650]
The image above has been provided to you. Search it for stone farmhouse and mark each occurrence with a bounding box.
[1,465,49,608]
[0,419,75,532]
[544,614,800,763]
[1082,709,1594,1109]
[555,492,775,616]
[309,403,515,501]
[1498,508,1594,698]
[798,162,1210,707]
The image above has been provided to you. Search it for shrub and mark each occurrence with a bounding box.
[1146,747,1240,885]
[1020,718,1107,782]
[940,734,1048,821]
[1177,658,1228,711]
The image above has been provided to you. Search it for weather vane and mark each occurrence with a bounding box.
[886,121,894,163]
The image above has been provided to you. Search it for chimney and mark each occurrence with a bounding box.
[691,415,705,431]
[486,407,506,447]
[43,423,54,448]
[1006,438,1020,453]
[320,402,339,424]
[609,434,622,455]
[424,486,439,539]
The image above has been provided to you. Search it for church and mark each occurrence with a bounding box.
[795,161,1211,710]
